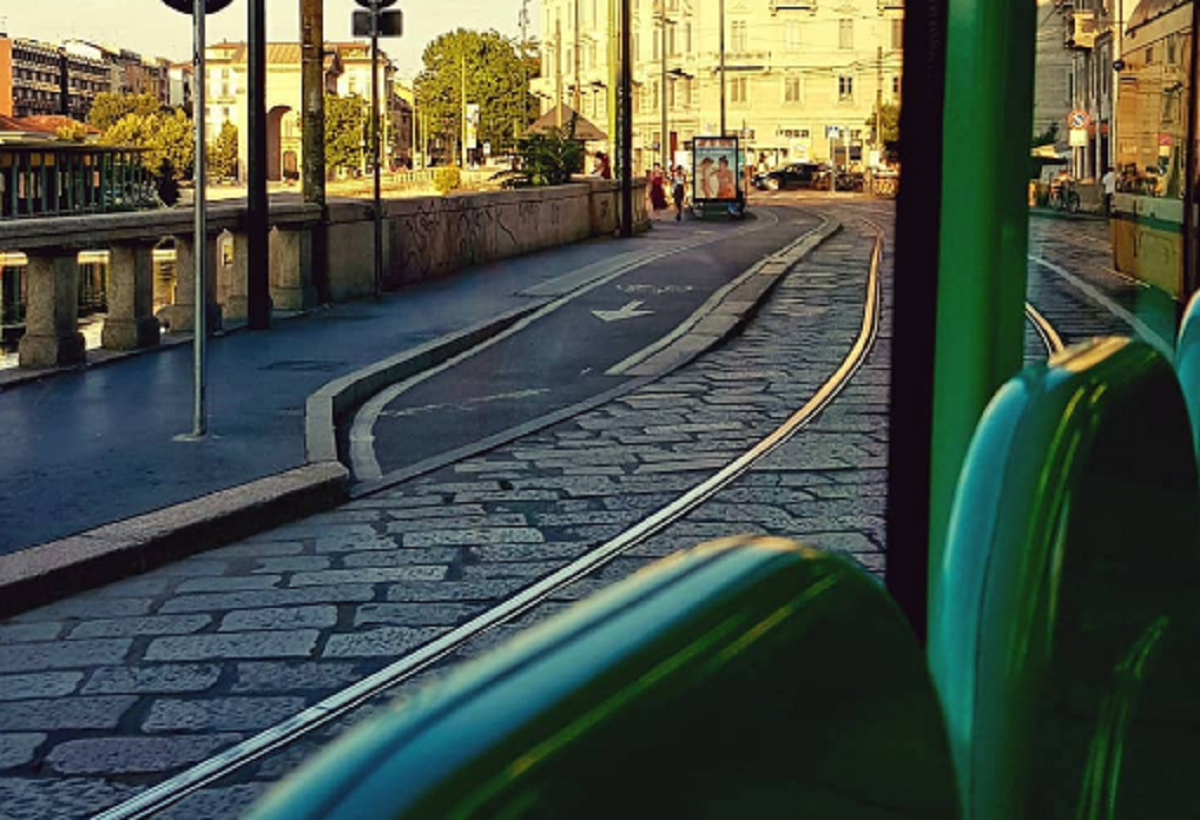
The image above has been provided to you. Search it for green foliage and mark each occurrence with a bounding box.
[414,29,537,158]
[433,167,462,195]
[88,92,163,132]
[326,94,368,174]
[1032,122,1059,148]
[866,103,900,146]
[54,121,89,143]
[100,108,195,204]
[506,119,584,188]
[207,121,239,180]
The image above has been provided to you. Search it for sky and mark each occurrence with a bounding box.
[0,0,533,79]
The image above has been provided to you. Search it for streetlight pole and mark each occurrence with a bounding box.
[619,0,633,237]
[370,0,383,299]
[661,8,668,168]
[191,0,207,437]
[461,52,468,167]
[719,0,726,136]
[247,0,269,329]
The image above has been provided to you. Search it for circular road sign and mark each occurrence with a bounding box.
[1068,109,1090,130]
[355,0,399,7]
[161,0,236,13]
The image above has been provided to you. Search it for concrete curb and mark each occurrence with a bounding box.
[609,217,842,376]
[0,462,349,618]
[0,304,546,617]
[305,301,550,464]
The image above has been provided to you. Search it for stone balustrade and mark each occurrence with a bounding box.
[0,179,648,369]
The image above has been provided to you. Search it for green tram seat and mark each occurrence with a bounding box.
[928,338,1200,820]
[1176,291,1200,460]
[246,538,960,820]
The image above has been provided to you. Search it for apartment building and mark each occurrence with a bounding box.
[203,41,402,182]
[533,0,903,172]
[0,35,108,120]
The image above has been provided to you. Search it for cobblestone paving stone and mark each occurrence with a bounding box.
[0,202,1147,820]
[0,200,892,819]
[1025,216,1154,361]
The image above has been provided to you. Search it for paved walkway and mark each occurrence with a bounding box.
[0,216,754,555]
[0,200,887,820]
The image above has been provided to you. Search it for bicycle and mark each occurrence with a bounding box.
[1049,179,1081,213]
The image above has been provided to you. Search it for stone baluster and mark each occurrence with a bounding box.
[223,231,249,323]
[102,241,160,350]
[18,249,86,368]
[269,226,316,311]
[159,234,222,333]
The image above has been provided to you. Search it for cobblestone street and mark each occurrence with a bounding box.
[0,198,1156,820]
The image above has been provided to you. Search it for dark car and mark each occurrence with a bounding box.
[753,162,827,191]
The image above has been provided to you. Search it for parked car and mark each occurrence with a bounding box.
[753,162,827,191]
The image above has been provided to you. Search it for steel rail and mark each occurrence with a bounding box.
[92,218,886,820]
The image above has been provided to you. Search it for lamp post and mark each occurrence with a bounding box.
[160,0,235,439]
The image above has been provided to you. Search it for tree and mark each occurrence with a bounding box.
[100,109,194,204]
[504,119,583,187]
[55,121,89,143]
[414,29,537,161]
[207,121,239,180]
[88,92,163,132]
[325,94,368,174]
[1032,122,1059,148]
[866,103,900,147]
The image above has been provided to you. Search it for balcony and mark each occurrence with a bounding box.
[770,0,817,12]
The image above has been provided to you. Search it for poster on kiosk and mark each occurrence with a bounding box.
[692,136,741,202]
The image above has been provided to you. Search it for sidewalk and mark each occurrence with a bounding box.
[0,221,728,556]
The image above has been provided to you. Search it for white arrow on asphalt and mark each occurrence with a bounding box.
[592,300,655,323]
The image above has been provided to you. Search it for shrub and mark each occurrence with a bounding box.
[434,167,462,195]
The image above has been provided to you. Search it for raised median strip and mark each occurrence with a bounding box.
[0,305,551,617]
[305,301,552,464]
[0,463,349,618]
[608,216,842,376]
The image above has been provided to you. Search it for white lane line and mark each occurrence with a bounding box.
[1028,254,1173,357]
[90,217,884,820]
[349,209,785,480]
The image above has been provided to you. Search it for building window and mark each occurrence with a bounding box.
[838,75,854,101]
[731,76,748,104]
[892,75,900,95]
[784,76,802,103]
[786,20,802,50]
[891,19,903,51]
[731,20,748,52]
[685,23,693,53]
[839,19,853,50]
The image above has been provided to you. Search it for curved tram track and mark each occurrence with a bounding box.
[93,218,888,820]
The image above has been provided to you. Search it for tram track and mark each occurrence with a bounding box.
[92,218,886,820]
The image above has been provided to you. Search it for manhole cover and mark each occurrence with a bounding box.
[261,360,347,373]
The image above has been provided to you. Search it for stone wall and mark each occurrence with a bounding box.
[322,179,647,301]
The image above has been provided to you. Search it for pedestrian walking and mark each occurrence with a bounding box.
[672,165,687,221]
[649,163,669,212]
[1101,166,1115,215]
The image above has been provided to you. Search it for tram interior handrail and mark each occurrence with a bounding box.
[244,538,960,820]
[1175,291,1200,460]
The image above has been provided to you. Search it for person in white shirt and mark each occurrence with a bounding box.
[1102,167,1116,215]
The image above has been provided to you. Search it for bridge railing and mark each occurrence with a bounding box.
[0,179,648,370]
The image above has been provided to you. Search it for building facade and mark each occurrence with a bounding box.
[533,0,903,173]
[0,34,172,121]
[203,42,403,183]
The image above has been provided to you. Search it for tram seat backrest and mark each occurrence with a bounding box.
[1175,291,1200,460]
[244,538,960,820]
[928,338,1200,820]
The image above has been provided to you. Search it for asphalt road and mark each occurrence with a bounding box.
[361,205,819,476]
[0,212,798,555]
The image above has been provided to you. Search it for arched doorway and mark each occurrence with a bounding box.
[266,105,292,182]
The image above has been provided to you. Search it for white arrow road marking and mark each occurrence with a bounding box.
[592,300,655,323]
